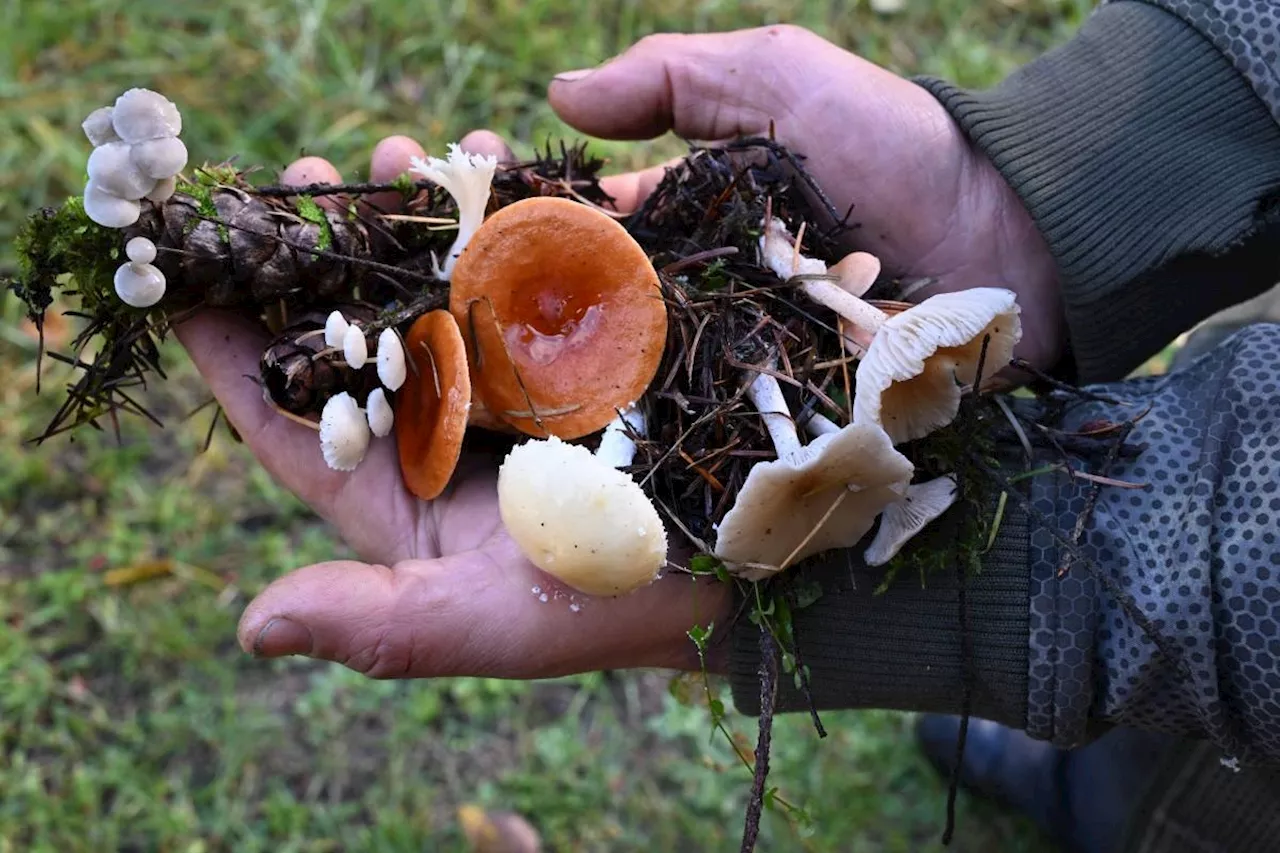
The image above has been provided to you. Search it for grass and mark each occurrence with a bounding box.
[0,1,1096,850]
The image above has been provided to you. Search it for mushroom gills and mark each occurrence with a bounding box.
[864,475,959,566]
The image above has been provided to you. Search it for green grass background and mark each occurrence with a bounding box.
[1,1,1096,850]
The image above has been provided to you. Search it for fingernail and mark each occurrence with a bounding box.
[253,617,314,658]
[553,67,596,83]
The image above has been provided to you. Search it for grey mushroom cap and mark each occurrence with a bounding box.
[111,88,182,143]
[113,261,166,308]
[864,475,959,566]
[713,421,913,580]
[82,107,120,146]
[130,137,188,180]
[83,182,141,228]
[87,141,157,201]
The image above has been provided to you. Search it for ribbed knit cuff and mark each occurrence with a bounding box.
[727,491,1032,727]
[916,1,1280,384]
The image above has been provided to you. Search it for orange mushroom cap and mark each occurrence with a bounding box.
[394,309,472,501]
[448,196,667,440]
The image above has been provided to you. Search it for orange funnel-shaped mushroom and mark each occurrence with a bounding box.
[449,196,667,440]
[395,310,472,501]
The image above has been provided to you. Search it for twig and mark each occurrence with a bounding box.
[740,626,779,853]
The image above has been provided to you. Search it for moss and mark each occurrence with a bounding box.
[7,196,123,321]
[294,195,333,253]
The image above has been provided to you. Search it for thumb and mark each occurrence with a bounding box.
[547,25,835,142]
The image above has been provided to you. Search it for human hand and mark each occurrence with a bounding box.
[546,25,1066,374]
[172,132,732,679]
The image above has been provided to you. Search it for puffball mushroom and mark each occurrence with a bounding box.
[84,183,141,228]
[713,366,914,580]
[82,107,119,146]
[497,433,667,598]
[319,391,371,471]
[113,260,166,308]
[376,327,407,391]
[126,236,157,265]
[408,143,499,280]
[130,136,188,180]
[87,142,156,203]
[394,310,472,501]
[449,196,669,440]
[111,88,182,143]
[852,288,1022,444]
[864,475,959,566]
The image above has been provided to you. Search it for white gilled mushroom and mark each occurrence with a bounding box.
[111,88,183,143]
[852,288,1021,444]
[366,388,394,437]
[319,391,371,471]
[113,261,166,308]
[497,405,667,597]
[376,327,406,391]
[87,141,157,201]
[713,366,914,580]
[82,107,120,146]
[342,324,368,368]
[324,310,350,348]
[130,137,188,180]
[84,183,141,228]
[864,475,959,566]
[408,143,499,280]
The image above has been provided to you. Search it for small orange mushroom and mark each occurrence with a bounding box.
[394,309,472,501]
[448,196,667,440]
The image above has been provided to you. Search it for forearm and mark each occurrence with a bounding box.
[916,0,1280,383]
[729,324,1280,766]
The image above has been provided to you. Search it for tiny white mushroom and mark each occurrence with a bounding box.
[319,392,371,471]
[113,261,166,308]
[145,176,178,203]
[376,327,407,391]
[83,182,141,228]
[594,404,646,468]
[408,144,499,280]
[87,141,157,201]
[82,107,120,146]
[111,88,182,143]
[125,236,157,265]
[343,324,368,368]
[324,310,350,348]
[864,475,959,566]
[366,388,395,437]
[130,137,188,180]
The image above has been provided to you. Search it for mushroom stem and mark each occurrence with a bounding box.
[745,370,801,460]
[802,411,841,438]
[595,405,645,468]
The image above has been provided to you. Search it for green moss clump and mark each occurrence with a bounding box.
[8,196,123,321]
[294,195,333,253]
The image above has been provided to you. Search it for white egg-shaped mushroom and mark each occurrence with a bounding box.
[146,176,178,203]
[324,310,349,348]
[497,435,668,597]
[111,88,182,143]
[87,141,157,201]
[125,236,157,265]
[319,392,371,471]
[113,261,166,308]
[376,328,407,391]
[130,137,188,180]
[83,183,141,228]
[343,324,368,368]
[82,107,120,146]
[366,388,394,437]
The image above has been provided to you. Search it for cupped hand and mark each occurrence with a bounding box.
[547,25,1066,374]
[173,131,731,680]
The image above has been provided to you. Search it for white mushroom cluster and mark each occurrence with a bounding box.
[82,89,187,229]
[315,311,408,471]
[408,144,499,280]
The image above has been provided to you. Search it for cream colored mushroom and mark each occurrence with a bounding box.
[713,366,913,580]
[343,324,368,368]
[319,392,371,471]
[497,405,667,597]
[376,327,406,391]
[324,310,349,348]
[864,475,959,566]
[366,388,394,438]
[852,288,1021,444]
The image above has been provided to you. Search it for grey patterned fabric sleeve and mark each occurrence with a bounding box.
[1024,322,1280,766]
[727,324,1280,767]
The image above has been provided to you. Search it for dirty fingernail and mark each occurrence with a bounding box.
[253,617,314,658]
[553,67,596,83]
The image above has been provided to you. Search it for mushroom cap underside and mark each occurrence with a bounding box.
[713,423,914,578]
[497,435,667,597]
[395,310,472,501]
[449,196,667,440]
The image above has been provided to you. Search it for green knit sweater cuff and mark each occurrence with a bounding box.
[916,1,1280,384]
[726,494,1032,726]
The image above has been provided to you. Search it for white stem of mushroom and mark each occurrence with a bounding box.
[802,411,841,438]
[595,405,646,468]
[745,371,802,460]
